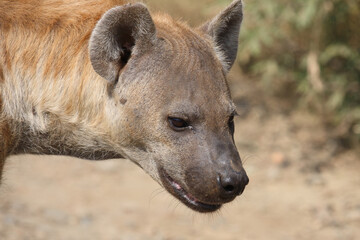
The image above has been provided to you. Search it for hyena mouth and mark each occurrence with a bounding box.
[159,168,221,213]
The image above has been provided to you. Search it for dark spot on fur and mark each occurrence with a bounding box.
[120,98,127,105]
[133,139,147,152]
[107,83,115,98]
[43,111,50,117]
[51,18,63,30]
[32,107,37,116]
[0,65,4,83]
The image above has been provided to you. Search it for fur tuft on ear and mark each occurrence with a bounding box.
[89,3,156,83]
[200,0,243,72]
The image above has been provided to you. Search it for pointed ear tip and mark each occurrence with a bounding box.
[233,0,243,9]
[223,0,243,17]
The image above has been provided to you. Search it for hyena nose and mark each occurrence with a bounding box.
[218,170,249,198]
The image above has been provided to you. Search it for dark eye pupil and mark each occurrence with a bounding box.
[168,117,188,129]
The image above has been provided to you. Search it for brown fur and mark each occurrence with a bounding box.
[0,0,248,212]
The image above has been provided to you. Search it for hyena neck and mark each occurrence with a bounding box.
[8,102,124,160]
[5,68,124,160]
[12,121,124,160]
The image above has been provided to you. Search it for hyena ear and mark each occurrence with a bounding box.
[199,0,243,72]
[89,3,156,83]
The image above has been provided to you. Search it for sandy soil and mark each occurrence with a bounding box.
[1,72,359,240]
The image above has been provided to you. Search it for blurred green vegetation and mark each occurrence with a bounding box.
[238,0,360,146]
[147,0,360,147]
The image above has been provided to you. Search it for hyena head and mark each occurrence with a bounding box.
[89,0,248,212]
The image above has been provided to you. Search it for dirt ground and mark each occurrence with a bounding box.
[1,69,359,240]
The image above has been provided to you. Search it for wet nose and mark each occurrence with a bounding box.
[218,170,249,198]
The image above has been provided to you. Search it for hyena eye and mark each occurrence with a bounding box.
[168,117,189,131]
[228,115,235,135]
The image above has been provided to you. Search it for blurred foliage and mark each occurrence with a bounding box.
[237,0,360,146]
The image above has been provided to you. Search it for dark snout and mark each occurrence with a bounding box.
[181,141,249,211]
[214,140,249,201]
[182,153,249,211]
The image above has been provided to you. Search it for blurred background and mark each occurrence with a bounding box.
[0,0,359,239]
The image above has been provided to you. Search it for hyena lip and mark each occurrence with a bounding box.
[159,168,221,213]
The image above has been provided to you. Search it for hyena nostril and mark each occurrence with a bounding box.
[218,174,239,195]
[223,184,235,193]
